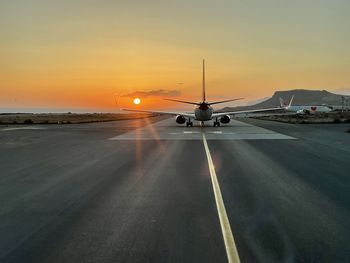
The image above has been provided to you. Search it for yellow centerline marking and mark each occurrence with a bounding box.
[202,132,241,263]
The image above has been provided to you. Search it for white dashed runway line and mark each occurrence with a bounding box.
[109,118,295,140]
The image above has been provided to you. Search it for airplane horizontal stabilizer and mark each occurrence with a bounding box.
[163,98,200,105]
[209,98,244,105]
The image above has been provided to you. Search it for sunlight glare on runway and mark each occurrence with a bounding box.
[109,118,295,141]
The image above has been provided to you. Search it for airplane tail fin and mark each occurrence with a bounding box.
[288,95,294,107]
[202,59,206,102]
[279,95,294,108]
[165,59,242,106]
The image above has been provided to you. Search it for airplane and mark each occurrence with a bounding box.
[279,96,333,115]
[122,59,286,127]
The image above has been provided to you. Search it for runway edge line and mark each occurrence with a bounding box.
[202,132,241,263]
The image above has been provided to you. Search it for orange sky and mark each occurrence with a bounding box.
[1,1,349,111]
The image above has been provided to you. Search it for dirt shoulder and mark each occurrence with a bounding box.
[0,113,157,125]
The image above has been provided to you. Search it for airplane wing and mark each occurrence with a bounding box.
[212,107,285,118]
[122,108,195,118]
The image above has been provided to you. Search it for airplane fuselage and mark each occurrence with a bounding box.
[194,102,213,121]
[286,105,332,113]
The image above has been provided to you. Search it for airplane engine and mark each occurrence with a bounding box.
[296,109,310,115]
[175,115,186,124]
[220,115,231,124]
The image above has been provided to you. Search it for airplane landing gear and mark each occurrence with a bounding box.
[186,118,193,127]
[213,118,220,127]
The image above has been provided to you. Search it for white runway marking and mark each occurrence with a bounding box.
[202,131,241,263]
[184,131,199,134]
[209,131,223,134]
[1,126,47,131]
[109,118,295,140]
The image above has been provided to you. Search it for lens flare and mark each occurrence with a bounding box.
[133,98,141,105]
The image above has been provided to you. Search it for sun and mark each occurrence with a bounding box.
[133,98,141,105]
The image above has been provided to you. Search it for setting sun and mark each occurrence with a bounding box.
[133,98,141,105]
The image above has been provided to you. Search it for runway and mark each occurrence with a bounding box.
[0,116,349,263]
[108,118,295,140]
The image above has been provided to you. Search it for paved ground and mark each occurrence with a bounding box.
[0,116,349,263]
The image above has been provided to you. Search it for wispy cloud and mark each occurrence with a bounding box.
[121,89,181,98]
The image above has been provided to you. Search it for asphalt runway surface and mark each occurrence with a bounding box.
[0,116,349,263]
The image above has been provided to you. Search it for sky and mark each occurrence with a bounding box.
[1,0,349,111]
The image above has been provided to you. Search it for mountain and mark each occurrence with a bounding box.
[221,89,349,112]
[332,88,350,96]
[244,97,270,106]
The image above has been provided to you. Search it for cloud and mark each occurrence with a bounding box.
[121,89,181,98]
